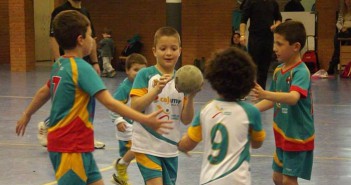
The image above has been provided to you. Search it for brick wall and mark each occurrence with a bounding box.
[83,0,165,66]
[0,0,334,70]
[0,0,9,64]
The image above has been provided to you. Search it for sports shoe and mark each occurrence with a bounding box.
[108,70,116,78]
[37,121,48,147]
[94,140,106,149]
[111,158,130,185]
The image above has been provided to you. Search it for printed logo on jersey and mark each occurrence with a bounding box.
[157,105,170,120]
[52,76,62,99]
[212,105,231,118]
[286,76,292,86]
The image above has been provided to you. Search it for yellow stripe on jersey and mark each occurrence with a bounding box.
[134,153,162,171]
[273,151,283,167]
[56,153,87,182]
[250,129,266,142]
[48,59,93,132]
[130,88,148,97]
[188,125,202,143]
[273,122,314,144]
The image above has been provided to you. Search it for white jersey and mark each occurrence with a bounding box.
[187,99,265,185]
[130,66,184,157]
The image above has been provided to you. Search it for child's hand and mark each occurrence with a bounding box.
[145,109,173,134]
[177,134,192,157]
[155,74,172,94]
[250,83,265,100]
[16,112,30,136]
[117,122,127,132]
[186,82,203,98]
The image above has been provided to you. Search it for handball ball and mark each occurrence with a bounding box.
[175,65,203,94]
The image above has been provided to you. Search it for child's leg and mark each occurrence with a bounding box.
[121,150,135,164]
[282,175,298,185]
[135,152,178,185]
[49,152,102,185]
[272,171,283,185]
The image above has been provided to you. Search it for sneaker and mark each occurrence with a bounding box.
[111,158,130,185]
[111,173,130,185]
[94,140,105,149]
[101,73,108,77]
[37,121,48,147]
[108,70,117,78]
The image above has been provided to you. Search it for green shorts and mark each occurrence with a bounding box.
[118,140,132,157]
[272,148,313,180]
[49,152,102,185]
[134,152,178,185]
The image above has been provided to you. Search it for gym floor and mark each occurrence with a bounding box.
[1,62,351,185]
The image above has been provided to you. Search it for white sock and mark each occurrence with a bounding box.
[119,158,129,165]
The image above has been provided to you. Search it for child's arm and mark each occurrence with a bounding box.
[131,74,172,112]
[180,92,197,125]
[249,127,266,149]
[95,89,172,133]
[177,134,199,154]
[255,99,274,112]
[16,84,51,136]
[111,112,128,132]
[252,83,300,105]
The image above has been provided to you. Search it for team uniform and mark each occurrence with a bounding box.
[47,56,106,184]
[187,99,266,185]
[111,78,134,157]
[130,66,185,185]
[270,61,314,180]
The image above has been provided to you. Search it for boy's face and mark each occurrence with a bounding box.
[233,34,240,44]
[273,33,299,62]
[81,26,94,57]
[152,36,181,71]
[126,63,146,81]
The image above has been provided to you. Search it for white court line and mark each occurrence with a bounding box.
[0,95,33,99]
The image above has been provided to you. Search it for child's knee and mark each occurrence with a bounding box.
[272,171,283,185]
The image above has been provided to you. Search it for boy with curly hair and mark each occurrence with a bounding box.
[178,47,266,185]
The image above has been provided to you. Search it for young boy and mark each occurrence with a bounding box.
[252,21,314,185]
[177,47,266,185]
[110,53,148,185]
[99,27,116,78]
[15,10,171,185]
[130,27,198,185]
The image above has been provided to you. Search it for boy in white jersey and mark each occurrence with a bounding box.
[110,53,148,185]
[130,27,198,185]
[178,47,266,185]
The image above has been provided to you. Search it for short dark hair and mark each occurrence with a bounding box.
[125,53,147,70]
[274,21,306,50]
[103,27,112,35]
[53,10,90,50]
[153,27,181,47]
[205,47,257,101]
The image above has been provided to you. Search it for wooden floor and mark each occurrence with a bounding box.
[1,62,351,185]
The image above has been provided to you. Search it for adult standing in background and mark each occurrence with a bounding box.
[240,0,282,89]
[284,0,305,12]
[37,0,105,149]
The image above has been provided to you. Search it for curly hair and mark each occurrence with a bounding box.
[205,47,257,101]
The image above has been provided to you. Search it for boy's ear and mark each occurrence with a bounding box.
[293,42,301,52]
[77,35,84,46]
[152,47,157,57]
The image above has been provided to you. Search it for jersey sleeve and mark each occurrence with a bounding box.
[187,111,202,143]
[77,60,106,96]
[113,83,129,103]
[290,67,310,98]
[241,102,266,142]
[130,68,149,97]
